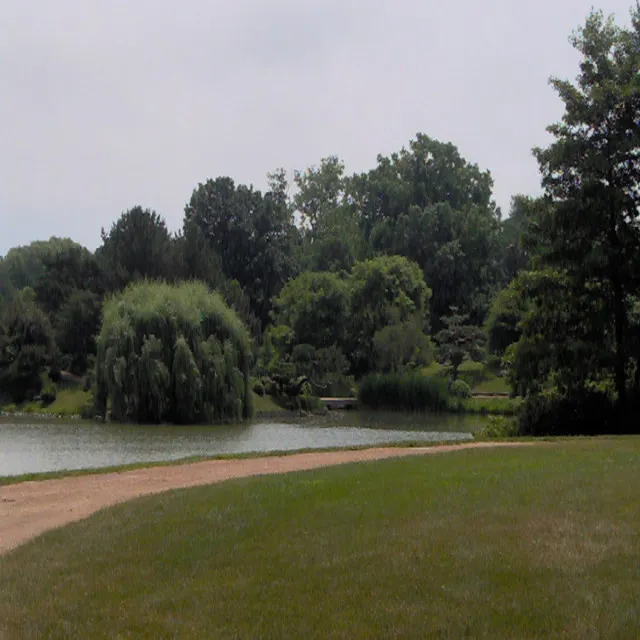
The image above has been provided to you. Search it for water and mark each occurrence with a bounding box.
[0,412,485,477]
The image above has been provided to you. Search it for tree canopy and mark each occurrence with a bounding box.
[95,281,253,424]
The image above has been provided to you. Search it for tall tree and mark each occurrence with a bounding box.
[532,5,640,409]
[293,157,366,272]
[184,174,299,327]
[97,206,177,291]
[348,255,431,375]
[0,290,55,402]
[349,134,502,324]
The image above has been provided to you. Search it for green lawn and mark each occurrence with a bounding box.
[1,438,639,638]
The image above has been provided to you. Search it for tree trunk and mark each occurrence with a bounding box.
[612,277,627,412]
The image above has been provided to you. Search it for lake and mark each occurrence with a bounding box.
[0,411,486,477]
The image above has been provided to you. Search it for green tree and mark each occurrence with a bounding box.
[184,174,299,327]
[499,195,539,283]
[97,206,177,291]
[531,6,640,409]
[349,134,502,323]
[373,317,433,373]
[435,307,486,381]
[270,271,350,352]
[348,255,431,375]
[95,281,252,424]
[1,237,83,292]
[34,243,104,315]
[294,156,365,272]
[485,275,531,357]
[56,290,102,375]
[0,290,55,402]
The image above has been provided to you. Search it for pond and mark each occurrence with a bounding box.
[0,412,486,477]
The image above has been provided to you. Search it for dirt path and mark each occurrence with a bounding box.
[0,442,532,554]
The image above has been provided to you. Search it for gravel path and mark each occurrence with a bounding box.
[0,442,532,554]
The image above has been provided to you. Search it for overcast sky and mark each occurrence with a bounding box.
[0,0,635,255]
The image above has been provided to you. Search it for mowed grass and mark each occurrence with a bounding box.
[1,439,639,639]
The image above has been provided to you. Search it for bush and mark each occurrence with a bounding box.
[518,388,615,436]
[252,381,266,397]
[49,364,62,383]
[450,379,471,399]
[478,415,519,438]
[40,382,57,406]
[358,373,450,412]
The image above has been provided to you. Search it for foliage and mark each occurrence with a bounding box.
[373,318,433,373]
[529,6,640,410]
[517,388,617,436]
[294,156,366,272]
[55,290,102,375]
[0,291,55,402]
[449,379,471,399]
[270,271,350,351]
[0,237,82,291]
[350,133,502,323]
[95,281,252,424]
[40,380,57,406]
[184,174,300,326]
[485,276,530,356]
[358,372,450,412]
[435,307,486,380]
[97,207,177,291]
[348,255,431,375]
[477,415,519,438]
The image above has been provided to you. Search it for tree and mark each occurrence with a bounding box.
[373,317,433,373]
[34,243,104,315]
[499,195,539,283]
[184,175,300,327]
[56,290,102,374]
[435,307,486,381]
[1,238,83,292]
[269,271,350,352]
[95,281,253,424]
[97,206,177,291]
[485,275,531,357]
[531,6,640,409]
[348,255,431,375]
[349,134,502,323]
[0,290,55,402]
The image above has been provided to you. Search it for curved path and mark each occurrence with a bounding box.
[0,442,532,554]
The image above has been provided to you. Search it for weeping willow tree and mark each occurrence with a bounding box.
[95,281,253,424]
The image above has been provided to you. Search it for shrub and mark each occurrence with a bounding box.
[478,415,519,438]
[252,381,266,397]
[49,363,62,383]
[40,382,57,406]
[450,379,471,399]
[518,388,615,436]
[358,373,450,412]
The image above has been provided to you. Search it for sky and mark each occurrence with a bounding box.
[0,0,635,255]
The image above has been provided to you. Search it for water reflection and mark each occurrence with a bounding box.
[0,412,485,477]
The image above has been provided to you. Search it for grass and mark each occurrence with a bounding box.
[422,360,512,395]
[0,383,92,417]
[1,438,639,638]
[472,376,510,394]
[460,396,522,415]
[251,392,288,415]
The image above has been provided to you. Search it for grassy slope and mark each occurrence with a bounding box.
[1,437,638,639]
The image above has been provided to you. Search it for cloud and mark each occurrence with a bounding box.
[0,0,634,253]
